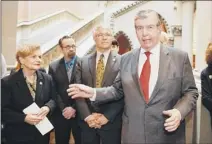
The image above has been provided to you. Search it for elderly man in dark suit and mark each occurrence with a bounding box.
[67,9,198,144]
[75,26,124,144]
[48,36,81,144]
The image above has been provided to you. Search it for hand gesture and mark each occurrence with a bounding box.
[67,84,94,99]
[163,108,181,132]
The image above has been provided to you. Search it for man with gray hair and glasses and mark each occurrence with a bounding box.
[74,26,124,144]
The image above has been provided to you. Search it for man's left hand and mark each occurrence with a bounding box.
[163,108,181,132]
[85,113,102,128]
[96,115,109,126]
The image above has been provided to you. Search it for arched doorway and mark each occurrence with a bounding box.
[159,14,169,33]
[114,31,132,55]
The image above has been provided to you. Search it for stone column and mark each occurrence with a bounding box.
[195,1,212,71]
[181,1,195,63]
[2,1,18,66]
[181,2,195,143]
[195,2,212,144]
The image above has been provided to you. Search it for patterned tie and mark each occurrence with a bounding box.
[96,54,105,88]
[140,51,151,103]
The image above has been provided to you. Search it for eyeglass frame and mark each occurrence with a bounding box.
[62,44,76,49]
[96,33,112,38]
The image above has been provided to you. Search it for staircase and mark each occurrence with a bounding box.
[16,9,104,70]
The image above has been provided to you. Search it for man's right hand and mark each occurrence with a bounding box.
[24,114,43,125]
[62,107,76,119]
[85,113,102,128]
[67,84,95,99]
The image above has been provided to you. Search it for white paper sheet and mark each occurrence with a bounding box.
[23,102,54,135]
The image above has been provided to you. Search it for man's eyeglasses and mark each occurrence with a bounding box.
[63,45,76,49]
[96,33,112,38]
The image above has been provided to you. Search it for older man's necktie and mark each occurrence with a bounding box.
[96,54,105,88]
[140,51,151,103]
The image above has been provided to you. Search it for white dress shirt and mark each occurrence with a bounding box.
[138,43,160,98]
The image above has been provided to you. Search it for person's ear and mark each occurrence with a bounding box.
[19,57,25,65]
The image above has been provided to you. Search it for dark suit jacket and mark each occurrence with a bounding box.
[48,56,80,111]
[201,65,212,114]
[1,69,56,142]
[75,51,124,130]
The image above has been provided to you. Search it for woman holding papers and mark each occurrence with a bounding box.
[1,44,56,144]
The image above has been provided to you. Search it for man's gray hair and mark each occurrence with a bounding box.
[135,9,162,26]
[92,25,113,38]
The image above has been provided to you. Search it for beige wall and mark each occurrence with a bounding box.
[17,1,30,23]
[195,2,212,143]
[195,1,212,71]
[2,1,18,65]
[17,1,104,23]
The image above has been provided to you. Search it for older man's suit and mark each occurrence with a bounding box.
[75,51,124,144]
[94,45,198,143]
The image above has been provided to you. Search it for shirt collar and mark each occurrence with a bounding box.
[97,49,111,59]
[64,56,76,67]
[140,42,160,55]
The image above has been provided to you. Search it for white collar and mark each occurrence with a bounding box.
[140,42,160,55]
[97,49,111,59]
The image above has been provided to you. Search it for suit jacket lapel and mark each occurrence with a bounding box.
[58,58,69,85]
[102,51,116,86]
[35,71,44,102]
[131,48,145,98]
[88,52,96,87]
[149,45,170,103]
[15,69,34,103]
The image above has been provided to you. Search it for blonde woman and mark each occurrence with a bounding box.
[201,42,212,128]
[1,44,56,144]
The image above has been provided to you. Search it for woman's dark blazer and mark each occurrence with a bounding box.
[1,69,56,142]
[201,66,212,114]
